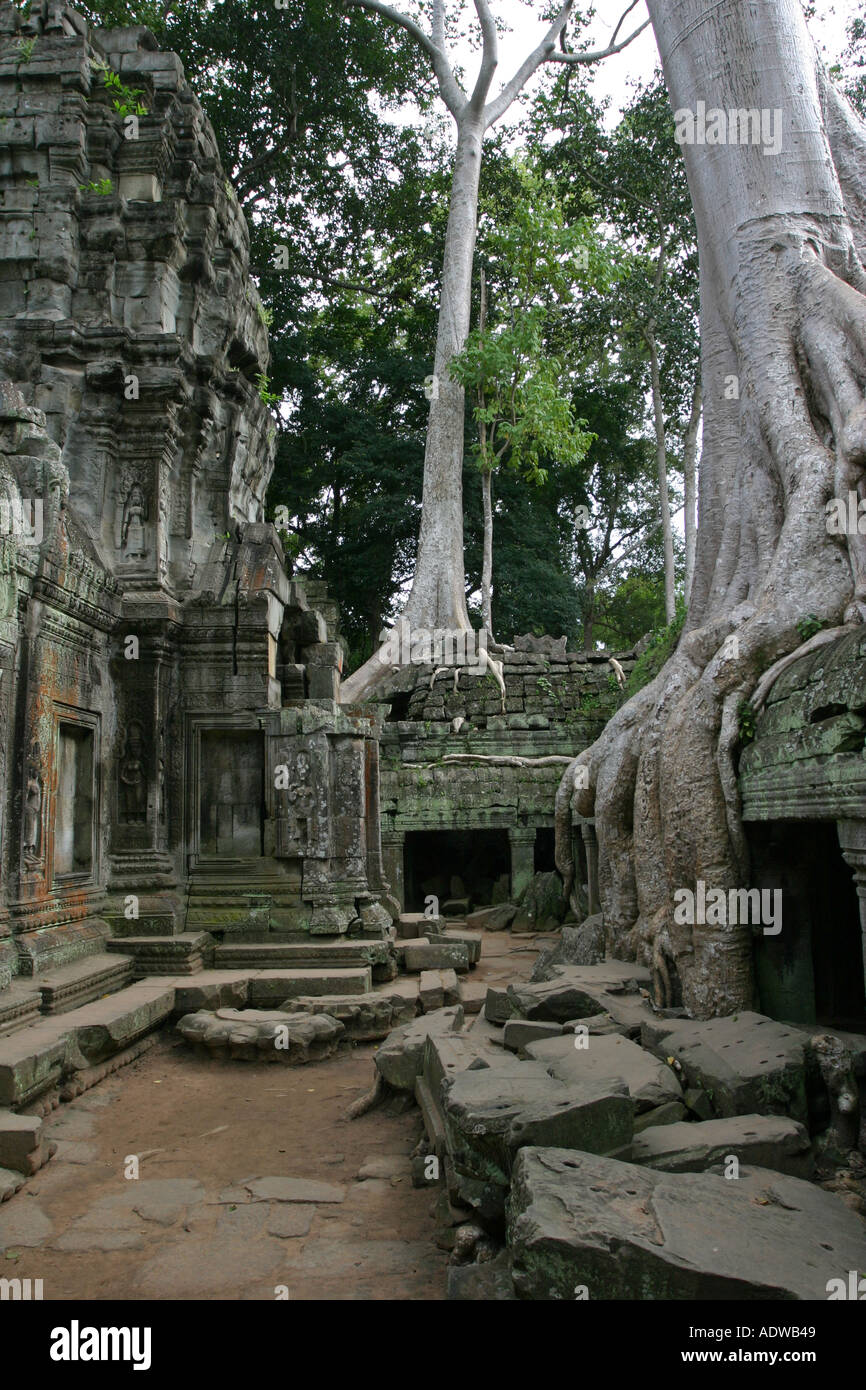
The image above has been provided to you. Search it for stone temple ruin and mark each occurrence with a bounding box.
[0,5,864,1304]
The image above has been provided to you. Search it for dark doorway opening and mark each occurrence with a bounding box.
[534,827,556,874]
[403,829,510,911]
[199,730,264,857]
[748,820,865,1031]
[55,724,94,877]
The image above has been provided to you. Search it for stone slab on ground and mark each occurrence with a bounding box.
[466,904,516,932]
[525,1033,683,1113]
[443,1067,634,1186]
[291,991,416,1040]
[0,1110,48,1174]
[424,928,482,964]
[374,1006,464,1092]
[631,1114,814,1178]
[641,1011,809,1123]
[243,1177,346,1204]
[484,985,518,1024]
[402,941,470,974]
[530,917,605,980]
[0,1021,71,1107]
[508,1148,866,1300]
[71,983,176,1064]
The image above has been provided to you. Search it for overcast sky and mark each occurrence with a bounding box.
[436,0,859,127]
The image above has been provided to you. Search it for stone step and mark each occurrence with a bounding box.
[0,1108,54,1175]
[211,939,392,974]
[36,952,135,1016]
[0,981,175,1108]
[424,928,482,965]
[0,980,42,1038]
[106,933,211,976]
[248,968,372,1005]
[398,939,470,974]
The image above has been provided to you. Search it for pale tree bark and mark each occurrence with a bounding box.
[682,377,701,605]
[643,313,677,623]
[556,0,866,1018]
[476,265,494,636]
[340,0,649,702]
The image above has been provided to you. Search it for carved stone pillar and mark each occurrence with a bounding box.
[580,819,601,916]
[509,827,536,903]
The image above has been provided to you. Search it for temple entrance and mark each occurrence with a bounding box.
[54,724,94,877]
[402,828,510,912]
[199,730,264,857]
[748,821,866,1031]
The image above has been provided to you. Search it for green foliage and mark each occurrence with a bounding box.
[90,59,148,118]
[79,178,113,196]
[796,614,825,642]
[738,701,757,745]
[15,37,36,63]
[256,373,280,407]
[624,600,688,700]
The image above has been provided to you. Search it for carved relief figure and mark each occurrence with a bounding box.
[121,483,148,558]
[22,755,43,867]
[119,720,148,823]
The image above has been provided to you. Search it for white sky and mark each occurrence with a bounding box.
[425,0,860,127]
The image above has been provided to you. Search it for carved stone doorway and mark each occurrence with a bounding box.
[199,730,264,857]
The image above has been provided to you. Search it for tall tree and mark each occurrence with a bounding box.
[340,0,649,701]
[557,0,866,1018]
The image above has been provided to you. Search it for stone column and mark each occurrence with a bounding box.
[581,819,601,916]
[838,820,866,995]
[509,827,536,903]
[381,830,405,909]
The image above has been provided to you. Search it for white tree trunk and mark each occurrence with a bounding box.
[646,322,677,622]
[556,0,866,1017]
[480,465,493,636]
[682,378,701,606]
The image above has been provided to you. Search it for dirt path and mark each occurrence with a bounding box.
[0,928,547,1301]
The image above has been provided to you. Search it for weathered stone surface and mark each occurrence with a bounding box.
[243,1177,346,1204]
[642,1012,809,1123]
[443,1067,634,1189]
[512,872,568,933]
[177,1008,344,1064]
[292,991,416,1041]
[484,986,517,1025]
[507,979,603,1023]
[402,941,470,974]
[466,905,517,932]
[374,1006,464,1091]
[508,1149,866,1300]
[502,1020,562,1053]
[447,1249,517,1300]
[531,917,605,981]
[525,1033,683,1113]
[0,1110,48,1174]
[632,1115,814,1178]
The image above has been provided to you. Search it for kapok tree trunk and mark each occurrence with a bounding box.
[682,378,701,605]
[556,0,866,1018]
[645,319,677,623]
[480,465,493,634]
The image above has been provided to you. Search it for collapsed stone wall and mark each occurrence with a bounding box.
[380,637,636,910]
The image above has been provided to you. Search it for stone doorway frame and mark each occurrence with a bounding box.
[183,712,272,870]
[50,703,100,890]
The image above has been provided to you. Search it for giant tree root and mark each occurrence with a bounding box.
[345,1070,386,1120]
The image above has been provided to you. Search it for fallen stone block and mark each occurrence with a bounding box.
[632,1114,814,1178]
[466,905,516,933]
[641,1011,809,1123]
[508,1149,866,1300]
[633,1101,687,1132]
[374,1006,464,1092]
[484,986,517,1025]
[291,992,416,1041]
[443,1067,634,1192]
[439,969,460,1006]
[424,928,482,965]
[398,912,440,939]
[531,917,605,981]
[72,984,176,1064]
[460,981,487,1016]
[507,978,607,1023]
[525,1033,683,1114]
[0,1110,53,1175]
[447,1249,517,1300]
[419,970,445,1013]
[502,1020,562,1053]
[403,941,470,974]
[177,1008,344,1064]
